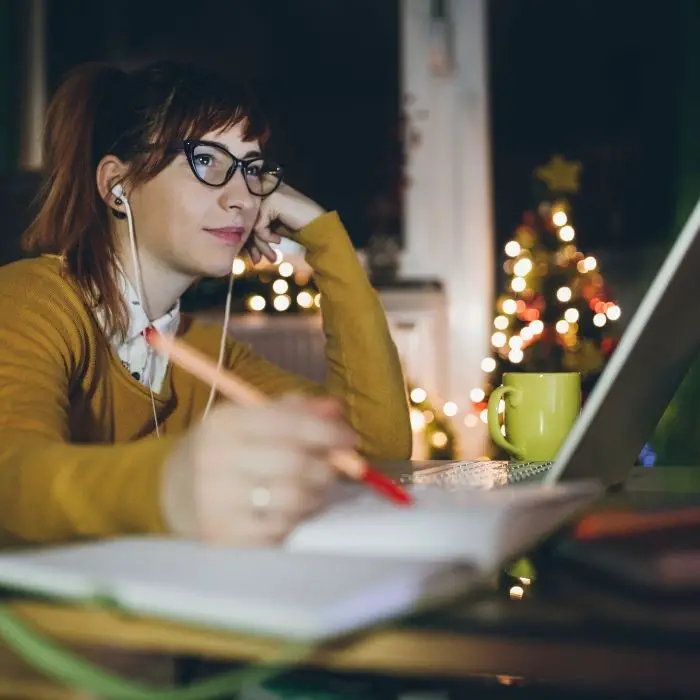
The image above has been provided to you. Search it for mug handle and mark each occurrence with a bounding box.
[487,385,526,460]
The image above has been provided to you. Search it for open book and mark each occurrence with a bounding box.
[0,468,600,641]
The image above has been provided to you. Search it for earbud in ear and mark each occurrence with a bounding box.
[110,184,127,219]
[111,183,125,206]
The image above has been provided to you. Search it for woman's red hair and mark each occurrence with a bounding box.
[22,60,268,339]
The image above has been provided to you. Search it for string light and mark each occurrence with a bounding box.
[407,383,494,444]
[443,401,458,416]
[272,279,289,294]
[408,387,461,455]
[237,250,319,316]
[508,348,523,363]
[593,313,607,327]
[296,291,314,308]
[558,225,575,242]
[246,295,266,312]
[504,240,521,257]
[577,256,597,273]
[552,211,568,227]
[481,357,497,372]
[410,409,426,431]
[564,308,579,323]
[502,299,517,314]
[491,332,507,348]
[410,387,427,403]
[606,304,621,320]
[494,315,509,330]
[508,336,523,350]
[509,586,525,600]
[512,258,533,276]
[556,286,572,302]
[273,294,291,312]
[278,262,294,278]
[430,431,448,448]
[511,277,526,292]
[470,388,485,402]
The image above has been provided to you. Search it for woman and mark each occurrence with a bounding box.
[0,60,411,548]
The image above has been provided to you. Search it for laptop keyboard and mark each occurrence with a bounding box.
[405,460,555,489]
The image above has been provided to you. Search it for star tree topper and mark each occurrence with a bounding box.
[535,155,582,194]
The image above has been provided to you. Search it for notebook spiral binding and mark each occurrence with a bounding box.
[508,460,556,482]
[407,459,555,490]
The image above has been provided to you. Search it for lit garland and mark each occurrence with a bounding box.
[239,253,321,314]
[183,252,321,314]
[408,385,458,460]
[466,156,622,444]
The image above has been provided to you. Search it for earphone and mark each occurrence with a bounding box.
[111,183,124,201]
[110,183,234,436]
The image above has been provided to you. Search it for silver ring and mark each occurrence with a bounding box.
[250,485,272,517]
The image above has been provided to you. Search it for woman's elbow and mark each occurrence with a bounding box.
[360,420,413,460]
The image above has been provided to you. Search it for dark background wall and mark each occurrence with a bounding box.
[0,0,692,259]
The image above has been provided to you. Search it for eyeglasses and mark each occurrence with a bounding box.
[168,140,283,196]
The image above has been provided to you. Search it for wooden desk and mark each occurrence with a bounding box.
[1,465,699,699]
[2,590,700,698]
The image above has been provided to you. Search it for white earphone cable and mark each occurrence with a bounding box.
[201,268,235,421]
[121,192,161,438]
[116,184,234,433]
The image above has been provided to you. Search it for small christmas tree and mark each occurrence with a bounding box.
[471,156,621,444]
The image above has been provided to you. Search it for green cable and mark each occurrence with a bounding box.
[0,604,315,700]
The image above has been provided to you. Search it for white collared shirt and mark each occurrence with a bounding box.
[96,270,180,394]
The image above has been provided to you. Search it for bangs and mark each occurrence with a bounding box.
[122,62,270,181]
[157,83,269,147]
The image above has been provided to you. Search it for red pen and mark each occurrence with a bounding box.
[144,328,413,506]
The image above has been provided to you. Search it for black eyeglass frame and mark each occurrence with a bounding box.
[167,139,284,197]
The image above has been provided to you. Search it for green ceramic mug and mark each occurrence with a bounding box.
[487,372,581,461]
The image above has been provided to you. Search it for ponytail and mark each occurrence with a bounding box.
[22,63,129,337]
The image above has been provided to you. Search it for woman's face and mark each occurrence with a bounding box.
[125,122,262,279]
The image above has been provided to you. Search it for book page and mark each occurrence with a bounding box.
[287,480,601,569]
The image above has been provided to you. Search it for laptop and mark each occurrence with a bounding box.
[413,195,700,490]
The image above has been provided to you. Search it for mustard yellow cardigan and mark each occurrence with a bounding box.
[0,212,411,546]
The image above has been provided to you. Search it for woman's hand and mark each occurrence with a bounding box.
[247,183,325,264]
[161,395,354,545]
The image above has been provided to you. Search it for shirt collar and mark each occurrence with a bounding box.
[94,266,181,344]
[118,270,180,343]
